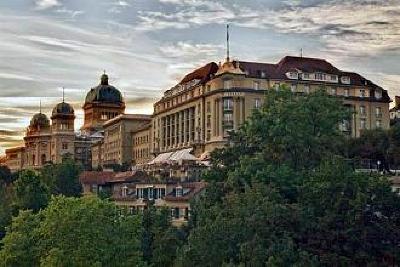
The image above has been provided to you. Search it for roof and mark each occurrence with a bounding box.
[148,148,198,164]
[103,114,151,127]
[85,74,124,104]
[5,146,25,153]
[51,102,75,118]
[179,62,219,85]
[164,181,207,201]
[79,170,149,185]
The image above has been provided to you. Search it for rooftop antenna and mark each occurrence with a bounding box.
[62,87,65,102]
[103,69,106,75]
[39,99,42,113]
[300,48,303,58]
[226,24,230,62]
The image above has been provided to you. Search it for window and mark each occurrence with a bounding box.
[375,107,382,118]
[253,81,260,90]
[206,115,211,128]
[287,72,298,79]
[315,73,325,80]
[344,88,349,97]
[304,85,310,94]
[254,98,261,109]
[223,80,232,89]
[62,143,68,150]
[359,105,366,116]
[223,98,233,110]
[330,75,338,81]
[360,89,366,98]
[223,113,233,123]
[206,85,211,92]
[340,120,350,132]
[331,87,337,95]
[302,73,310,79]
[291,84,297,92]
[60,123,68,130]
[176,186,183,197]
[341,76,351,84]
[206,102,211,112]
[261,71,266,78]
[375,89,382,99]
[376,120,382,128]
[101,113,108,120]
[360,118,366,130]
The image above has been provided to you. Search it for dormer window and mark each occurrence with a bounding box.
[360,89,366,98]
[261,71,266,78]
[315,73,325,81]
[330,75,338,82]
[375,89,382,99]
[286,72,298,80]
[341,76,351,84]
[176,186,183,197]
[302,73,310,80]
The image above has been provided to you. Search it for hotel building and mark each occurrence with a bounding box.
[150,56,391,159]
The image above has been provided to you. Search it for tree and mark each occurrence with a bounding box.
[0,196,145,267]
[40,158,82,197]
[0,166,13,185]
[13,170,50,212]
[0,183,13,241]
[142,207,187,266]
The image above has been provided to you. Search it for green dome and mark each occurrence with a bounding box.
[52,102,74,116]
[85,74,123,104]
[30,113,50,128]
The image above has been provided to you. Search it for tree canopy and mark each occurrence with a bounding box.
[0,196,144,267]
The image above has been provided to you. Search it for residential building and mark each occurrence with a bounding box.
[390,96,400,125]
[79,170,206,226]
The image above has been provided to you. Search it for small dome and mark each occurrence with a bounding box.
[30,113,50,128]
[52,102,74,116]
[85,73,123,104]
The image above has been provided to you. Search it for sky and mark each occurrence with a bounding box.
[0,0,399,153]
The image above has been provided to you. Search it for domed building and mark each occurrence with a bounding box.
[24,112,52,168]
[81,73,125,133]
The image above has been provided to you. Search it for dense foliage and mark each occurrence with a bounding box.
[0,196,144,267]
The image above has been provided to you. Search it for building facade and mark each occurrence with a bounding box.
[150,56,391,158]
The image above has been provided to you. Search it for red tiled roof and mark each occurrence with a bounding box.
[79,170,149,185]
[179,62,219,85]
[164,181,207,201]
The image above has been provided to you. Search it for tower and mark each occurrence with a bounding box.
[50,88,76,163]
[82,72,125,134]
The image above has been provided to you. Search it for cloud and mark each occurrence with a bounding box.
[137,0,400,58]
[35,0,61,10]
[160,41,223,58]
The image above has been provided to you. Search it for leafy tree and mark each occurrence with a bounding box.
[0,166,13,185]
[0,196,145,267]
[40,158,82,197]
[349,129,390,170]
[0,183,13,241]
[142,207,187,266]
[13,170,50,212]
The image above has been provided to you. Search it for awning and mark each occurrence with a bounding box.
[148,148,198,165]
